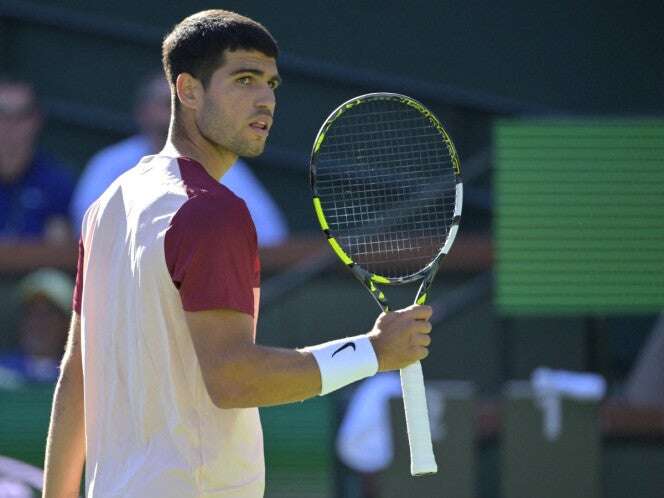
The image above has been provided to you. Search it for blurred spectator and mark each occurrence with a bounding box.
[336,372,401,498]
[0,78,76,271]
[0,478,32,498]
[70,73,289,246]
[337,372,401,475]
[623,312,664,407]
[0,269,72,385]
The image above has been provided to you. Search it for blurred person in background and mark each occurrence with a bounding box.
[0,268,72,385]
[336,371,401,498]
[623,312,664,408]
[0,78,76,271]
[70,72,289,246]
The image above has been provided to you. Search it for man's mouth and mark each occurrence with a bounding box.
[249,120,270,132]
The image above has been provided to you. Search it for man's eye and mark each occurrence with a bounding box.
[238,76,252,85]
[268,81,279,90]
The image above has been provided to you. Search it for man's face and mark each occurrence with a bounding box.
[0,83,42,181]
[195,49,280,158]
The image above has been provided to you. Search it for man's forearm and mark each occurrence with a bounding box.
[211,344,322,408]
[43,316,85,498]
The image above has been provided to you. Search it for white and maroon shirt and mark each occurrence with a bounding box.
[73,155,264,498]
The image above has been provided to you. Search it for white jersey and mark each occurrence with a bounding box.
[74,154,264,498]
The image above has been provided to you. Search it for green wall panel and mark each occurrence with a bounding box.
[495,120,664,315]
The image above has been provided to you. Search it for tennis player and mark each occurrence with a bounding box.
[42,9,433,498]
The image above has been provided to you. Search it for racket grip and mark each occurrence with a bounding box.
[400,360,438,476]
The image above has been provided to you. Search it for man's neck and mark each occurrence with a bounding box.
[161,120,237,181]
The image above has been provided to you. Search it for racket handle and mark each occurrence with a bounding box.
[400,360,438,476]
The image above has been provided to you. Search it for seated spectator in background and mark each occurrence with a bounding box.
[70,73,289,246]
[0,78,76,271]
[0,268,72,385]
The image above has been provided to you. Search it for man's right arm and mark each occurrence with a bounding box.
[185,304,432,409]
[42,313,85,498]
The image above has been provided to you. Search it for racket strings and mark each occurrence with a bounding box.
[315,99,457,279]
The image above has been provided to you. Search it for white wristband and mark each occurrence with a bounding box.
[304,335,379,395]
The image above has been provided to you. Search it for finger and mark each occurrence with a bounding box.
[414,346,429,361]
[415,334,431,347]
[415,321,433,334]
[399,304,433,320]
[408,320,432,336]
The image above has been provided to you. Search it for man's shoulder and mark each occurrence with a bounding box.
[176,157,250,214]
[174,187,251,231]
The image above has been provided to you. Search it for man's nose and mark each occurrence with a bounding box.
[255,86,276,113]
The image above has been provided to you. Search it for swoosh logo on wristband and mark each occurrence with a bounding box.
[331,342,356,357]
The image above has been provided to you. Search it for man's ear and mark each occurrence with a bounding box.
[175,73,203,110]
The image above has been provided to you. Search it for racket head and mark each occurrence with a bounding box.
[310,93,462,285]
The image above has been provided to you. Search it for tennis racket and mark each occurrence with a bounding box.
[309,92,462,476]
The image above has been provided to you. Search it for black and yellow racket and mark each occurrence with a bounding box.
[309,92,462,476]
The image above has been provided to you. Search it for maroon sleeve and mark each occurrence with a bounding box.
[164,193,259,315]
[72,237,84,314]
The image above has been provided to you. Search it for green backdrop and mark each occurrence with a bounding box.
[495,119,664,314]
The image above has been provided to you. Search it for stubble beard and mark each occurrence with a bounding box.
[203,125,266,159]
[199,105,267,158]
[231,135,266,157]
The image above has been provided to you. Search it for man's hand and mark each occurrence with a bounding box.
[367,304,433,371]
